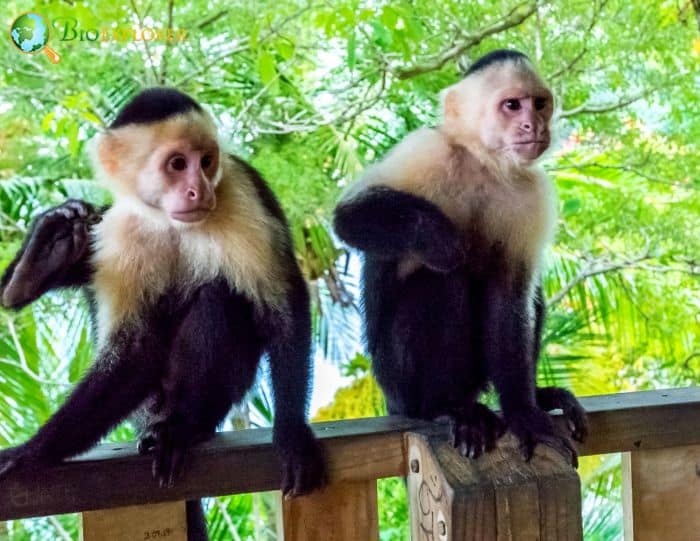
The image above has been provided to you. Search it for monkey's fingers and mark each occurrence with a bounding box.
[137,433,157,455]
[149,423,188,488]
[563,405,589,443]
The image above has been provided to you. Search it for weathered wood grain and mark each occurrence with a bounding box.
[407,433,582,541]
[0,388,698,521]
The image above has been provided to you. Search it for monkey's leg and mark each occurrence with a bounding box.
[145,281,263,488]
[334,186,464,272]
[0,320,165,478]
[265,273,326,498]
[483,274,578,467]
[1,200,103,309]
[530,281,589,443]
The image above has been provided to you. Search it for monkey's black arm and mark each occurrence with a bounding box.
[265,272,325,497]
[0,319,165,477]
[530,282,589,442]
[1,200,103,309]
[334,186,464,272]
[483,273,576,464]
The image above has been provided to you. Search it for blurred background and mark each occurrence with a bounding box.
[0,0,698,539]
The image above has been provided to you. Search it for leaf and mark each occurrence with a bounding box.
[66,121,80,157]
[347,31,356,71]
[370,21,392,49]
[257,51,277,86]
[563,198,581,216]
[41,111,55,133]
[276,40,295,61]
[380,7,399,29]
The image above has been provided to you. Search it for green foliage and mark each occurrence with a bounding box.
[1,0,699,539]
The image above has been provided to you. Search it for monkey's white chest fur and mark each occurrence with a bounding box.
[90,192,286,345]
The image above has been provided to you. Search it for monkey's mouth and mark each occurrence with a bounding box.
[511,141,548,159]
[512,140,548,146]
[170,208,213,223]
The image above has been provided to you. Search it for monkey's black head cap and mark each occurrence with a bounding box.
[110,88,202,129]
[464,49,530,77]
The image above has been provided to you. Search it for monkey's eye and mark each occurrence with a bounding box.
[169,155,187,171]
[534,97,547,110]
[504,99,521,111]
[201,155,212,169]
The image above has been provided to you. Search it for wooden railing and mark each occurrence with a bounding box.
[1,388,699,540]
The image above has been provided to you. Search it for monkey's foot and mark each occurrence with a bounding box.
[449,403,506,459]
[146,422,191,488]
[274,422,326,499]
[536,386,589,443]
[506,407,579,468]
[2,199,101,309]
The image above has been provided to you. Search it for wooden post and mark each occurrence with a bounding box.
[81,500,187,541]
[622,444,700,541]
[282,481,379,541]
[406,433,582,541]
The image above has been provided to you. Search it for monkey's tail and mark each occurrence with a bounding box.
[186,499,209,541]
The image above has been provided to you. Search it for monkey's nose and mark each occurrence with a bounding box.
[187,188,198,200]
[521,121,533,132]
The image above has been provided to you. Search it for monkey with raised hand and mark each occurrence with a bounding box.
[0,88,325,540]
[334,50,587,464]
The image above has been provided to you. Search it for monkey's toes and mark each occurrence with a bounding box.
[149,423,188,488]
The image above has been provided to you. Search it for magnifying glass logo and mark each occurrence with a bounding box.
[9,13,61,64]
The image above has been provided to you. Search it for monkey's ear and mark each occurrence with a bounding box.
[89,132,125,178]
[443,90,460,122]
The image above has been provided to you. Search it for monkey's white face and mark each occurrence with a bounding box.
[443,63,553,166]
[141,138,221,223]
[488,85,552,164]
[93,111,223,225]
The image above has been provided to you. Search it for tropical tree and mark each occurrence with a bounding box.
[1,0,698,539]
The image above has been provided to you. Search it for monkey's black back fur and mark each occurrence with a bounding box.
[465,49,529,76]
[110,87,202,128]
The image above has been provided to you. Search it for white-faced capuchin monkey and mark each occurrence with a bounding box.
[334,50,588,464]
[0,88,325,540]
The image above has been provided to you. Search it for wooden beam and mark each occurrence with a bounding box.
[282,481,379,541]
[577,387,700,455]
[82,501,187,541]
[622,444,700,540]
[406,433,582,540]
[0,415,417,521]
[0,388,699,520]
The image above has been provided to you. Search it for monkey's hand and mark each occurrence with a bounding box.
[1,200,101,309]
[416,218,465,273]
[536,387,588,443]
[449,403,506,459]
[274,422,326,499]
[506,406,578,468]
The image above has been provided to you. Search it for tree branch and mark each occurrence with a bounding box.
[159,0,175,84]
[548,248,700,307]
[547,0,609,80]
[390,1,538,79]
[692,0,700,32]
[548,248,652,307]
[559,87,653,118]
[129,0,160,84]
